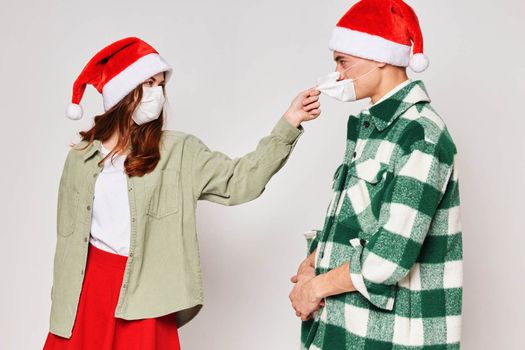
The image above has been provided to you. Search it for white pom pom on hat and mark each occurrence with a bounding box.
[66,103,83,120]
[65,36,172,120]
[409,53,430,73]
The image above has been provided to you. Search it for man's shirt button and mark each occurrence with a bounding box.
[364,121,370,128]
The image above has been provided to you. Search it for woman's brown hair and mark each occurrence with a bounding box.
[73,83,165,177]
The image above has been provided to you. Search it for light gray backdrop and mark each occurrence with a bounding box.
[1,0,524,349]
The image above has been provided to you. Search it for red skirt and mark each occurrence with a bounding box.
[43,243,181,350]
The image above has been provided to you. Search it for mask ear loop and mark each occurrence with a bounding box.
[350,65,380,82]
[325,64,380,90]
[337,60,379,81]
[336,60,363,79]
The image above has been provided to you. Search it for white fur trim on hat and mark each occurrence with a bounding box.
[102,53,172,111]
[66,103,83,120]
[329,27,411,67]
[409,53,430,73]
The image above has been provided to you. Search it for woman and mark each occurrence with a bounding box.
[43,37,321,349]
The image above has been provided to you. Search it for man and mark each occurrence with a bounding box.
[289,1,463,349]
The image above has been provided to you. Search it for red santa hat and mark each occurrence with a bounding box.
[329,0,429,72]
[66,37,172,120]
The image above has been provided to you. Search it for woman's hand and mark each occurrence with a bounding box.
[284,88,321,128]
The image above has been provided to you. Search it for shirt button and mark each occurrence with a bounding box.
[364,121,370,128]
[123,283,127,289]
[84,237,88,242]
[353,152,357,158]
[93,173,97,178]
[132,217,135,222]
[129,252,134,257]
[86,205,91,211]
[128,187,133,192]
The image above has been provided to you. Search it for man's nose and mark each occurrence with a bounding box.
[336,71,344,81]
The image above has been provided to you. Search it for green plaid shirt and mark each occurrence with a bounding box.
[302,80,463,350]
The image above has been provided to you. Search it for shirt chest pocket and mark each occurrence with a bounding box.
[339,158,389,218]
[147,169,180,219]
[347,158,388,185]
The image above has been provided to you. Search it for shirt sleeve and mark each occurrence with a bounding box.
[189,116,303,205]
[348,137,455,310]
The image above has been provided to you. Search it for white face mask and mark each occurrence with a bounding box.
[132,85,166,125]
[316,61,378,102]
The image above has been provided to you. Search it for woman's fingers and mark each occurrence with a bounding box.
[308,109,321,118]
[305,87,321,97]
[302,95,320,106]
[303,101,320,112]
[302,87,322,119]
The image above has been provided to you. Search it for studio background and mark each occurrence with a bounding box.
[1,0,523,349]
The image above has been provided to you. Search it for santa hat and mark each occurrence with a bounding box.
[66,37,172,120]
[329,0,429,72]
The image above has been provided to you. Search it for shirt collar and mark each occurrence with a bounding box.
[81,139,102,161]
[363,79,431,132]
[81,139,133,161]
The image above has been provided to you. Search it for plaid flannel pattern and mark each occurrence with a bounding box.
[301,80,463,350]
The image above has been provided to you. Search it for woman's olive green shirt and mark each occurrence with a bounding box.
[49,116,303,338]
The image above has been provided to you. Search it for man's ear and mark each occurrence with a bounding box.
[375,61,387,68]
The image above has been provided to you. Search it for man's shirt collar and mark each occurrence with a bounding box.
[362,79,431,132]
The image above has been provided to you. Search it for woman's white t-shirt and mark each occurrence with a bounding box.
[89,143,131,256]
